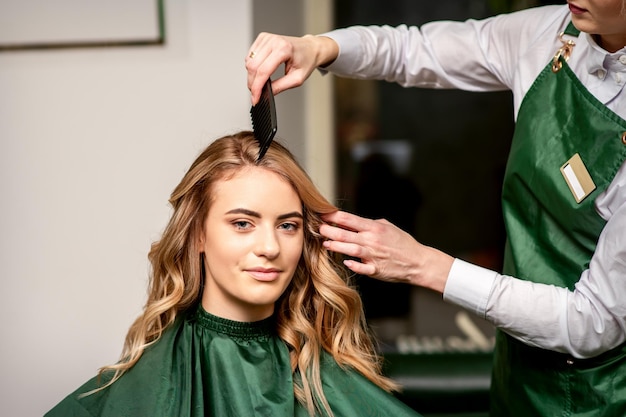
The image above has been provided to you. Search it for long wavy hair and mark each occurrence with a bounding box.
[96,131,397,416]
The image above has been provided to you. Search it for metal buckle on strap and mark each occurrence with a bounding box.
[552,32,576,73]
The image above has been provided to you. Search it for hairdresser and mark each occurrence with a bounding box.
[246,2,626,416]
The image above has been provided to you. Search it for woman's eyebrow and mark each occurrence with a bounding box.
[225,208,261,218]
[225,208,303,220]
[277,211,303,221]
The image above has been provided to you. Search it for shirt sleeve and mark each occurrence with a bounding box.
[321,5,567,93]
[444,189,626,359]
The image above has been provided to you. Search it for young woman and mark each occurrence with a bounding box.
[245,1,626,416]
[45,131,421,417]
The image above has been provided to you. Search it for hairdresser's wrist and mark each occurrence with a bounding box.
[306,35,339,68]
[410,246,454,294]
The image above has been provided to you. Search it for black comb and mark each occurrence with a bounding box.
[250,79,277,161]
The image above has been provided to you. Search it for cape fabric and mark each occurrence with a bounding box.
[46,306,421,417]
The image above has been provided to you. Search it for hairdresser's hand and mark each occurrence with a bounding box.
[320,211,453,293]
[246,33,339,105]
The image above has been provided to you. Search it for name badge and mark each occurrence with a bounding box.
[560,153,596,203]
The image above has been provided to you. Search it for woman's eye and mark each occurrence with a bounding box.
[279,222,299,232]
[233,220,252,230]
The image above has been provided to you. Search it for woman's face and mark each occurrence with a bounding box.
[568,0,626,52]
[199,166,304,322]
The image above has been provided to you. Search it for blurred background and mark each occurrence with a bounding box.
[0,1,557,416]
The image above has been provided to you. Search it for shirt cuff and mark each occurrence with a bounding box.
[317,29,362,75]
[443,258,498,319]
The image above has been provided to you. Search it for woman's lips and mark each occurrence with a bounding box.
[568,2,587,15]
[247,268,280,281]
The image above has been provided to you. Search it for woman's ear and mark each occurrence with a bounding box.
[197,226,205,253]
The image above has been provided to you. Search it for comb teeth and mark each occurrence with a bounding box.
[251,79,277,161]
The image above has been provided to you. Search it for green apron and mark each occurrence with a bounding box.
[491,24,626,416]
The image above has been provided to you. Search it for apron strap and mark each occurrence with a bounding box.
[552,21,579,73]
[564,21,579,37]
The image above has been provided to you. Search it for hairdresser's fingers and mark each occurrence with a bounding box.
[246,33,338,105]
[319,222,360,246]
[246,33,274,104]
[270,34,332,95]
[322,212,453,291]
[321,210,378,236]
[342,258,377,276]
[322,214,419,281]
[246,33,302,104]
[245,55,270,104]
[322,238,402,283]
[270,67,313,96]
[322,238,368,260]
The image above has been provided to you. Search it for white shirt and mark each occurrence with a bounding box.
[323,5,626,359]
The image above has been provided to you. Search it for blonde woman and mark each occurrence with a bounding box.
[45,131,421,417]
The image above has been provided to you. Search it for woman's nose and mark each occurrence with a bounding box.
[253,227,280,259]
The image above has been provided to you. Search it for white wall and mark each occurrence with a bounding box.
[0,1,254,415]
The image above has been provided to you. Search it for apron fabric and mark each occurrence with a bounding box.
[491,24,626,416]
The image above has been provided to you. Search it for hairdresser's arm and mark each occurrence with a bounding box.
[321,203,626,359]
[246,34,338,105]
[319,5,567,91]
[245,6,568,105]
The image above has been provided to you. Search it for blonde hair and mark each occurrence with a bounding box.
[95,131,397,416]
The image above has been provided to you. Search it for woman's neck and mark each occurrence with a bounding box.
[201,294,274,322]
